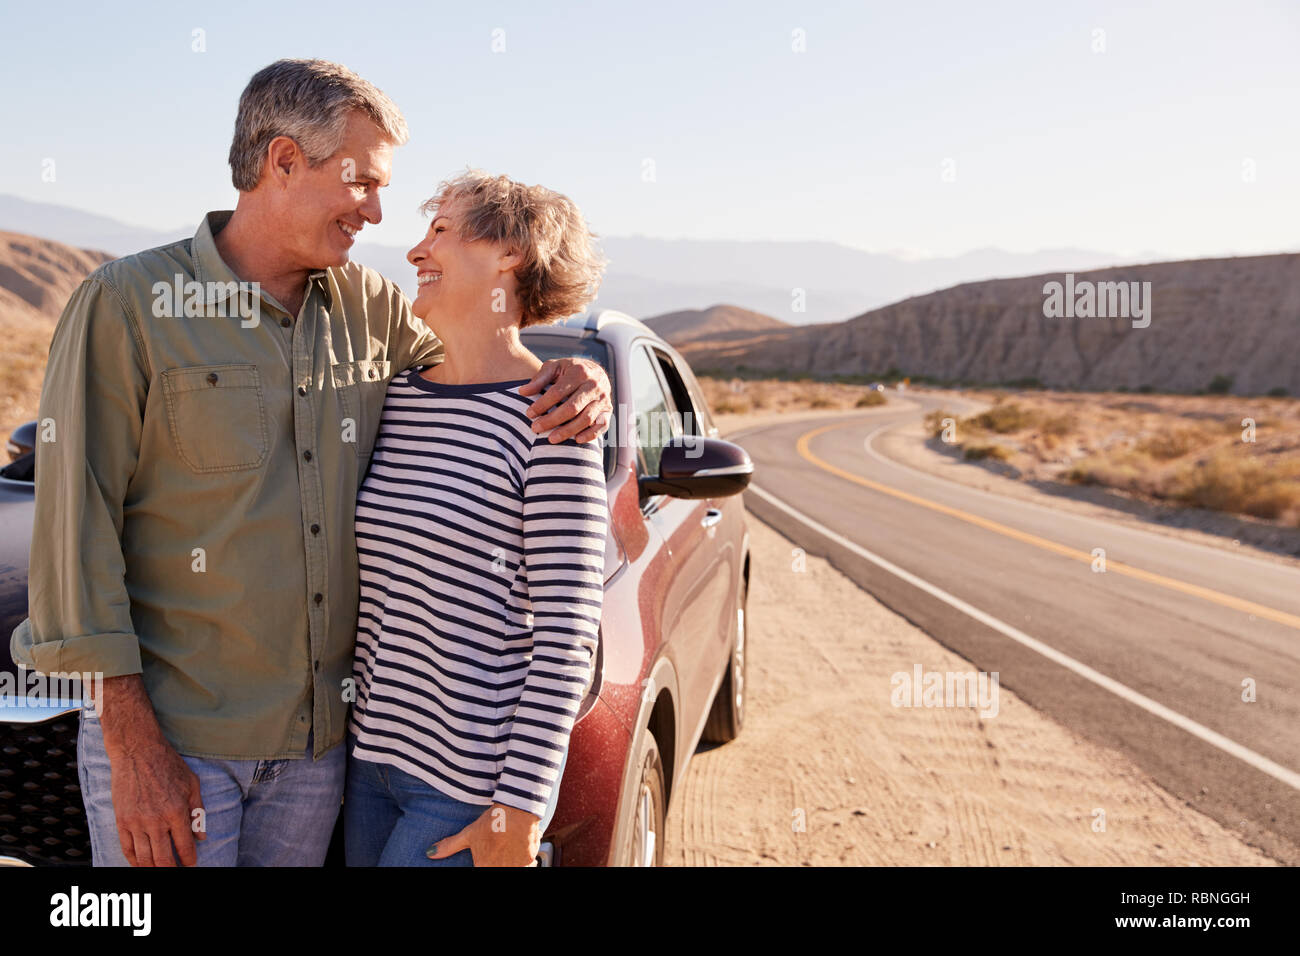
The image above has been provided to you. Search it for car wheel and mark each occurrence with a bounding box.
[701,572,747,743]
[618,732,665,867]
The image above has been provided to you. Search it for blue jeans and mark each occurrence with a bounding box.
[343,729,567,867]
[77,708,345,866]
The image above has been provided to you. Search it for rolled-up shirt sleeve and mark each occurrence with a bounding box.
[10,274,149,679]
[491,434,608,818]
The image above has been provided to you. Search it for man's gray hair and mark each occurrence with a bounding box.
[228,58,409,192]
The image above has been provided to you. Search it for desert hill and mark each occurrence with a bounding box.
[644,304,791,345]
[674,253,1300,396]
[0,232,114,432]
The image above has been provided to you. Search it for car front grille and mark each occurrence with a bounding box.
[0,716,90,866]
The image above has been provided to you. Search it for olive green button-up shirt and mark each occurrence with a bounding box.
[9,210,445,760]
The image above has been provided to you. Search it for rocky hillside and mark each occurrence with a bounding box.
[0,232,113,432]
[675,254,1300,396]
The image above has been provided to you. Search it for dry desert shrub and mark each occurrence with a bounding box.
[963,443,1012,462]
[1039,412,1077,437]
[1137,427,1209,460]
[924,409,959,437]
[966,403,1037,434]
[712,396,752,414]
[1064,448,1166,498]
[1167,453,1300,523]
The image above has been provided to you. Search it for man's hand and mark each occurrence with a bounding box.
[426,802,541,867]
[96,675,206,867]
[519,357,612,444]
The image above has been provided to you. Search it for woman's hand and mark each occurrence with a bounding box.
[426,802,542,867]
[519,357,612,444]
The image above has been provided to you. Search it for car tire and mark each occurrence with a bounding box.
[701,572,747,744]
[617,731,665,867]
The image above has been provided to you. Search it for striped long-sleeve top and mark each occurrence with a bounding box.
[348,366,608,818]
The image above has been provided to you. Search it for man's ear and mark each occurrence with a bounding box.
[266,136,300,186]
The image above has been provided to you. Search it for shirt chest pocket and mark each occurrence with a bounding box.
[332,359,392,464]
[161,364,269,473]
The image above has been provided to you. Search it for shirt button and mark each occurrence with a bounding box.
[314,660,321,672]
[310,523,320,535]
[314,593,323,605]
[206,372,219,385]
[368,369,377,379]
[298,385,307,396]
[303,450,312,461]
[281,317,291,328]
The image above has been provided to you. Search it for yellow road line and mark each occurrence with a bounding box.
[795,420,1300,632]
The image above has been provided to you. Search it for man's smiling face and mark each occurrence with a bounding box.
[280,110,394,270]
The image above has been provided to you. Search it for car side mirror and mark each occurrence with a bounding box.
[638,436,753,501]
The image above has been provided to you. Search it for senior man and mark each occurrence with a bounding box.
[9,58,612,867]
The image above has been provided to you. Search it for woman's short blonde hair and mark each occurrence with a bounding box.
[420,168,607,327]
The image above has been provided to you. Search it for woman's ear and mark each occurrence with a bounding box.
[498,249,522,273]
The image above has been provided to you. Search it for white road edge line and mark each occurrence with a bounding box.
[745,480,1300,792]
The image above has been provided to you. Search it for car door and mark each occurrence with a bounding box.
[647,347,739,700]
[627,342,724,745]
[644,347,737,727]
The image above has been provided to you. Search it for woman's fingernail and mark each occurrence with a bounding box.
[426,843,438,856]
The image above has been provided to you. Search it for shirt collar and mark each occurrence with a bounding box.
[192,210,331,311]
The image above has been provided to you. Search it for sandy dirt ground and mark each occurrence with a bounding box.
[663,410,1277,866]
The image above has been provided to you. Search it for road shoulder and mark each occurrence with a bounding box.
[664,511,1278,866]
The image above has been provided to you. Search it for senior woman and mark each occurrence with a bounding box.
[343,169,609,867]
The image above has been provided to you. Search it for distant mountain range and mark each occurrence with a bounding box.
[0,193,1173,325]
[0,195,189,258]
[593,235,1169,327]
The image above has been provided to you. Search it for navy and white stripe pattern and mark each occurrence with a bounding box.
[349,367,608,818]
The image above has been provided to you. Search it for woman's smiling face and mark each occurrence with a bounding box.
[406,198,516,327]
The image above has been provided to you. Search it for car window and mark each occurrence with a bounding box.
[674,356,717,436]
[649,348,707,437]
[628,344,681,477]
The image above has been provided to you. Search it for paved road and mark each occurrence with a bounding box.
[729,394,1300,862]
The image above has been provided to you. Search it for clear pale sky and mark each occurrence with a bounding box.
[1,0,1295,260]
